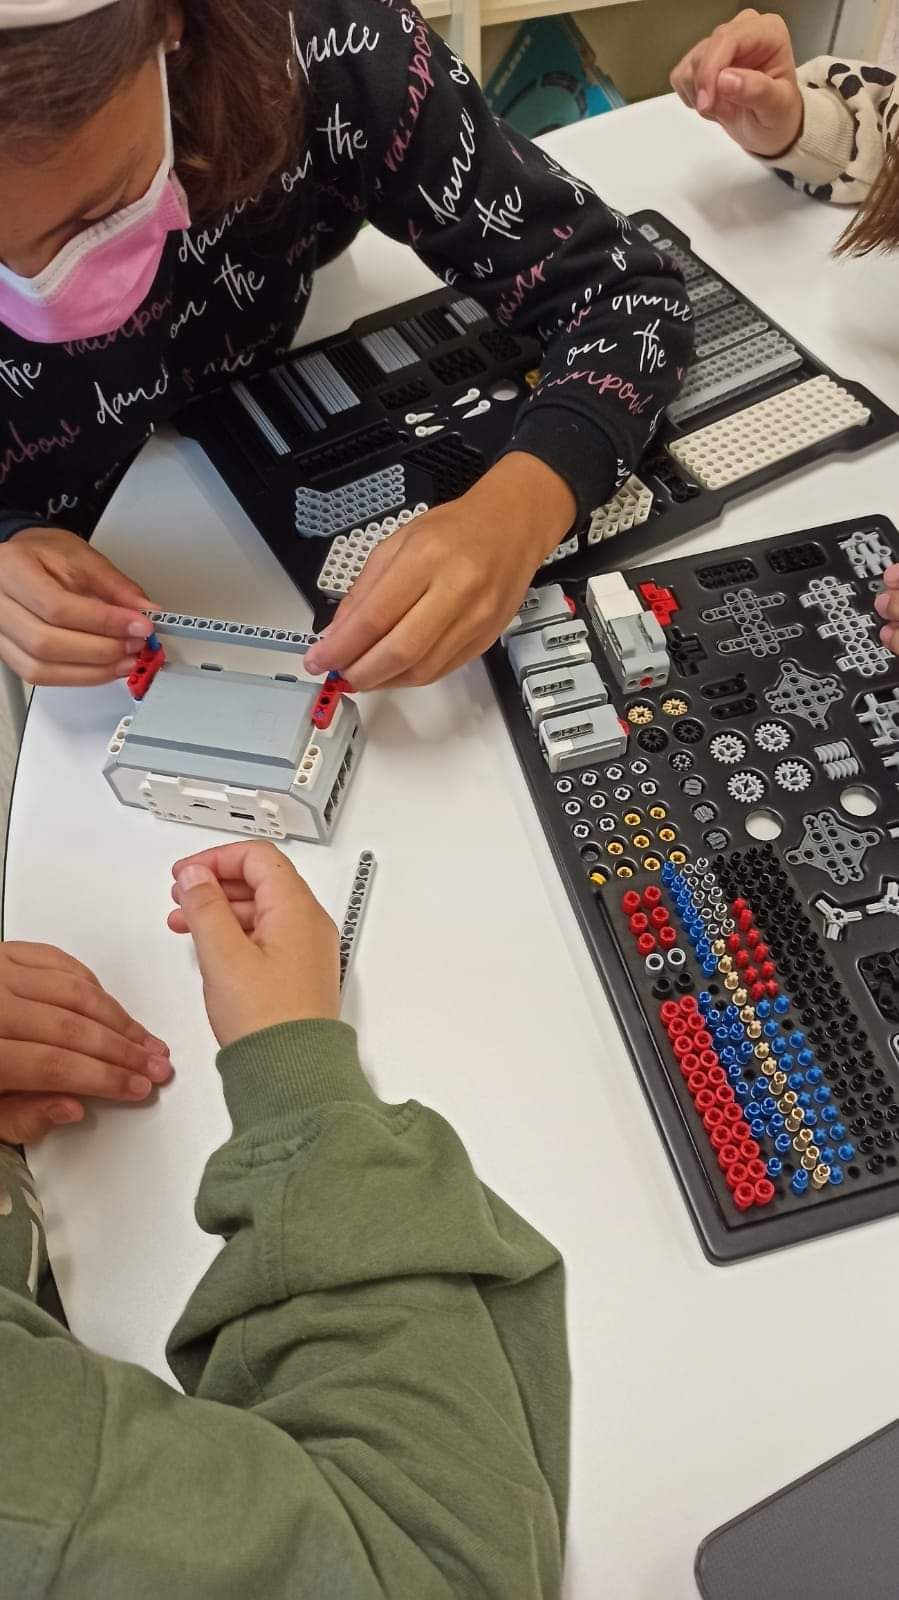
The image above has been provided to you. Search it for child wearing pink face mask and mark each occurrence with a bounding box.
[671,8,899,656]
[0,0,693,697]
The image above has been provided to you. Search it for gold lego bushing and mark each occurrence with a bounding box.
[753,1041,770,1060]
[669,850,687,864]
[733,988,748,1007]
[794,1128,813,1149]
[785,1110,803,1133]
[607,841,624,856]
[719,955,733,975]
[769,1071,786,1094]
[739,1005,755,1024]
[780,1091,798,1112]
[812,1164,831,1189]
[746,1020,762,1040]
[615,863,635,878]
[723,972,739,991]
[642,855,661,871]
[712,939,725,957]
[633,834,651,849]
[658,827,676,843]
[801,1150,818,1172]
[624,812,642,827]
[649,805,667,820]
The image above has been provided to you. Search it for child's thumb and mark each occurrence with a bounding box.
[174,865,245,973]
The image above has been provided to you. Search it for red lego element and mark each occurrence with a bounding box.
[621,890,642,915]
[658,996,773,1214]
[642,885,663,908]
[564,594,576,616]
[127,641,166,700]
[637,933,656,957]
[638,580,680,627]
[311,672,356,730]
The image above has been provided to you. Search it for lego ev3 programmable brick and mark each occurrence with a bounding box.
[104,665,362,843]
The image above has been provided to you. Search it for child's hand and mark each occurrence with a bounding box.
[0,527,156,686]
[875,567,899,654]
[0,943,171,1145]
[671,9,803,160]
[169,842,340,1049]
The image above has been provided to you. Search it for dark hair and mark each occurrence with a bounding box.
[837,137,899,256]
[0,0,303,223]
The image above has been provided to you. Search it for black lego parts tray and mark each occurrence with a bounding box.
[486,515,899,1262]
[174,212,899,628]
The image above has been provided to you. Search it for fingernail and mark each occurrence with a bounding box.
[176,864,215,891]
[145,1055,173,1083]
[144,1034,170,1054]
[874,592,890,617]
[125,639,145,655]
[48,1103,82,1125]
[696,88,711,112]
[881,625,895,646]
[718,70,740,95]
[128,1075,152,1098]
[128,619,152,638]
[303,654,322,674]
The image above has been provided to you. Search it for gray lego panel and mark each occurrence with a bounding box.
[501,582,571,643]
[799,573,893,678]
[668,331,802,425]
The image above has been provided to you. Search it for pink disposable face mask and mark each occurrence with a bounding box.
[0,48,190,344]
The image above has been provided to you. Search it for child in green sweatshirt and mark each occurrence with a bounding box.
[0,841,569,1599]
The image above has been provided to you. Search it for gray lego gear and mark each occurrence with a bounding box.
[813,739,861,780]
[764,658,843,729]
[774,758,814,792]
[700,588,804,660]
[339,851,376,986]
[709,731,748,764]
[785,809,881,886]
[726,770,767,804]
[753,721,792,753]
[799,573,892,679]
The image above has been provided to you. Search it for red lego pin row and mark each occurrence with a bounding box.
[660,995,775,1213]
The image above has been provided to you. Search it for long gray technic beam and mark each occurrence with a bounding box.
[147,612,319,655]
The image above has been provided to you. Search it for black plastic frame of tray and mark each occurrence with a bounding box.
[485,513,899,1263]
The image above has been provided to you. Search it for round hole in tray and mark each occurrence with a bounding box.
[839,785,879,818]
[744,809,783,842]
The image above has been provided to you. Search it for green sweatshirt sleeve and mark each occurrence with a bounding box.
[0,1021,568,1600]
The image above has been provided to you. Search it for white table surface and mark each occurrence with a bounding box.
[7,96,899,1600]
